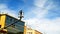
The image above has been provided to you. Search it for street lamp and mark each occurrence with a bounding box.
[18,10,24,21]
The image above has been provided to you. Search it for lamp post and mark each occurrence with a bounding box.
[18,10,24,21]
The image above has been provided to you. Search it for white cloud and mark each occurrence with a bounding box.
[32,7,48,18]
[25,16,60,34]
[0,4,7,9]
[0,4,17,18]
[24,0,60,34]
[34,0,48,8]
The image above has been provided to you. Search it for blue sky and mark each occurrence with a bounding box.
[0,0,60,34]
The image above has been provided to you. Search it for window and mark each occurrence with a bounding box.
[30,32,32,34]
[10,18,12,22]
[27,32,32,34]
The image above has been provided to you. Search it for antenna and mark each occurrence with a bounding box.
[18,10,24,21]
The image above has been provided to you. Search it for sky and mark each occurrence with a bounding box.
[0,0,60,34]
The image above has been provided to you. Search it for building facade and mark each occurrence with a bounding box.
[24,26,42,34]
[0,14,25,34]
